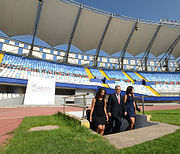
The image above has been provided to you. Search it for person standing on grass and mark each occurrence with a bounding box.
[90,87,109,135]
[124,86,136,130]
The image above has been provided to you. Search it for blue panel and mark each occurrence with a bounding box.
[90,78,102,83]
[23,44,28,48]
[15,42,19,46]
[42,53,46,59]
[87,56,90,60]
[135,60,138,65]
[50,50,54,54]
[146,81,155,86]
[39,48,43,52]
[97,62,100,67]
[105,80,115,84]
[0,77,27,85]
[75,54,78,58]
[18,48,23,55]
[57,51,61,55]
[56,82,97,89]
[0,76,97,89]
[53,55,57,61]
[135,96,180,101]
[0,42,3,50]
[4,39,9,44]
[99,57,102,62]
[110,63,113,69]
[78,59,81,65]
[89,61,92,67]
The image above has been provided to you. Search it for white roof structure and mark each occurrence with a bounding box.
[0,0,180,59]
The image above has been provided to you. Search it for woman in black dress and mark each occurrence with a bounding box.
[90,88,108,135]
[124,86,136,130]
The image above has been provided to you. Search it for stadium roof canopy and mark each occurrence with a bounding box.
[0,0,180,59]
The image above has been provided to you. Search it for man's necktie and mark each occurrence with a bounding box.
[118,95,120,104]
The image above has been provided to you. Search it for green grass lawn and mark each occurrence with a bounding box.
[144,109,180,126]
[1,110,180,154]
[1,112,117,154]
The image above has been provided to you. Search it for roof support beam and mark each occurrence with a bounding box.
[160,35,180,71]
[141,24,161,70]
[94,15,112,67]
[65,6,83,63]
[28,0,44,57]
[119,20,138,69]
[177,60,180,71]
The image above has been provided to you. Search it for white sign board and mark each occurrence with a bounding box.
[24,77,55,105]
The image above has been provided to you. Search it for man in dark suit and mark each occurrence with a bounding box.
[107,85,127,133]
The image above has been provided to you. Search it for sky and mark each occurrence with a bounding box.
[75,0,180,22]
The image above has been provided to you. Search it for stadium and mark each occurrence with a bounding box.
[0,0,180,153]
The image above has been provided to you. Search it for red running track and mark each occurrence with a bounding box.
[0,105,180,146]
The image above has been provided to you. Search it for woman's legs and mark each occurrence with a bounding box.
[96,125,105,135]
[127,117,135,130]
[100,125,105,135]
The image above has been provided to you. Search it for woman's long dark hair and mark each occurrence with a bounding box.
[126,86,134,98]
[95,87,106,100]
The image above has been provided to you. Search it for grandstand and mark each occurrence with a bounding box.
[0,0,180,106]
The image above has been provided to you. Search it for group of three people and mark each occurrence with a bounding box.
[89,85,137,136]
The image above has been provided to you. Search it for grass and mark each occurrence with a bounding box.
[144,109,180,126]
[1,112,117,154]
[0,109,180,154]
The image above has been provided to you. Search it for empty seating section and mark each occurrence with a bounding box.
[0,54,102,86]
[0,54,153,95]
[139,72,180,82]
[103,69,180,95]
[125,71,141,81]
[0,53,179,95]
[108,81,155,96]
[151,84,180,93]
[89,68,103,78]
[103,69,128,81]
[102,70,155,95]
[138,72,180,94]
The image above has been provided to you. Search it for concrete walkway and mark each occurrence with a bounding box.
[104,122,180,149]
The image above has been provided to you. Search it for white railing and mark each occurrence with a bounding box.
[62,93,89,118]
